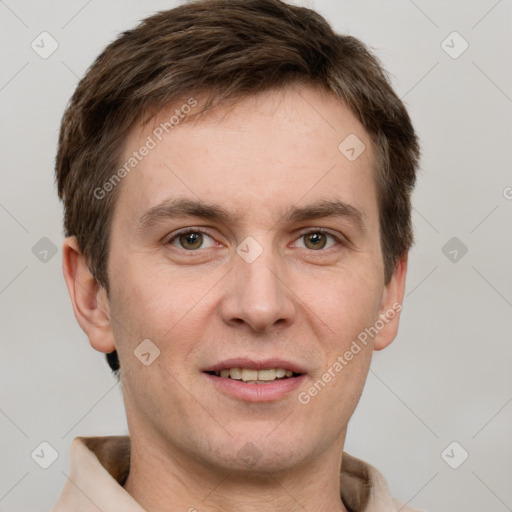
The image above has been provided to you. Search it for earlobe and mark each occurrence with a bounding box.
[373,252,408,351]
[61,237,116,354]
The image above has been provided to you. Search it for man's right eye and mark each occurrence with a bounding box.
[167,229,216,250]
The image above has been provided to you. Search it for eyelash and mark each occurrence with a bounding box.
[166,227,344,251]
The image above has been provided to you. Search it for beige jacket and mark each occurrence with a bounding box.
[51,436,421,511]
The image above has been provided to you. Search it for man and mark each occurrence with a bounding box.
[52,0,420,510]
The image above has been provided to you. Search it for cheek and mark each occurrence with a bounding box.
[111,256,185,328]
[108,257,215,367]
[299,264,383,346]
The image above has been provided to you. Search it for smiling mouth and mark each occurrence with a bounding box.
[205,368,302,384]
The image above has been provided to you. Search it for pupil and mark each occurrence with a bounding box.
[180,232,203,250]
[306,232,326,250]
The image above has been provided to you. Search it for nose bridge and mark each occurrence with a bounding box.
[221,239,295,331]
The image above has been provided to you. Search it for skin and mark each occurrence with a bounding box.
[63,84,407,512]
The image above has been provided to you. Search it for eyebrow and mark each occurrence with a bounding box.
[136,197,365,232]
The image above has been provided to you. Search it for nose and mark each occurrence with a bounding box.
[219,247,296,333]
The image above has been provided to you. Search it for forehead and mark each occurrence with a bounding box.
[113,85,378,228]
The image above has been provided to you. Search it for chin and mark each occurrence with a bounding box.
[199,430,313,475]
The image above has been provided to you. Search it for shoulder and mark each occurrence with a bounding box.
[341,452,426,512]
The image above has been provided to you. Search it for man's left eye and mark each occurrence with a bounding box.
[294,231,338,250]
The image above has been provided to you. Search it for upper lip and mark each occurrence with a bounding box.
[203,358,307,374]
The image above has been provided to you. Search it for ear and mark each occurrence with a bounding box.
[373,252,408,351]
[62,236,116,354]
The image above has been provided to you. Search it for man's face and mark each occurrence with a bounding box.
[103,86,403,473]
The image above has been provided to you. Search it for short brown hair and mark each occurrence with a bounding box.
[55,0,420,375]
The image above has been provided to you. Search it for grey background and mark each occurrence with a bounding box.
[1,1,511,511]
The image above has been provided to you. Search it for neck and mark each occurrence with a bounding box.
[123,435,349,512]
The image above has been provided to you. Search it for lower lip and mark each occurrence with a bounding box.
[203,373,306,402]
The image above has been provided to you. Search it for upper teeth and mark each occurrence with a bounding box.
[217,368,294,381]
